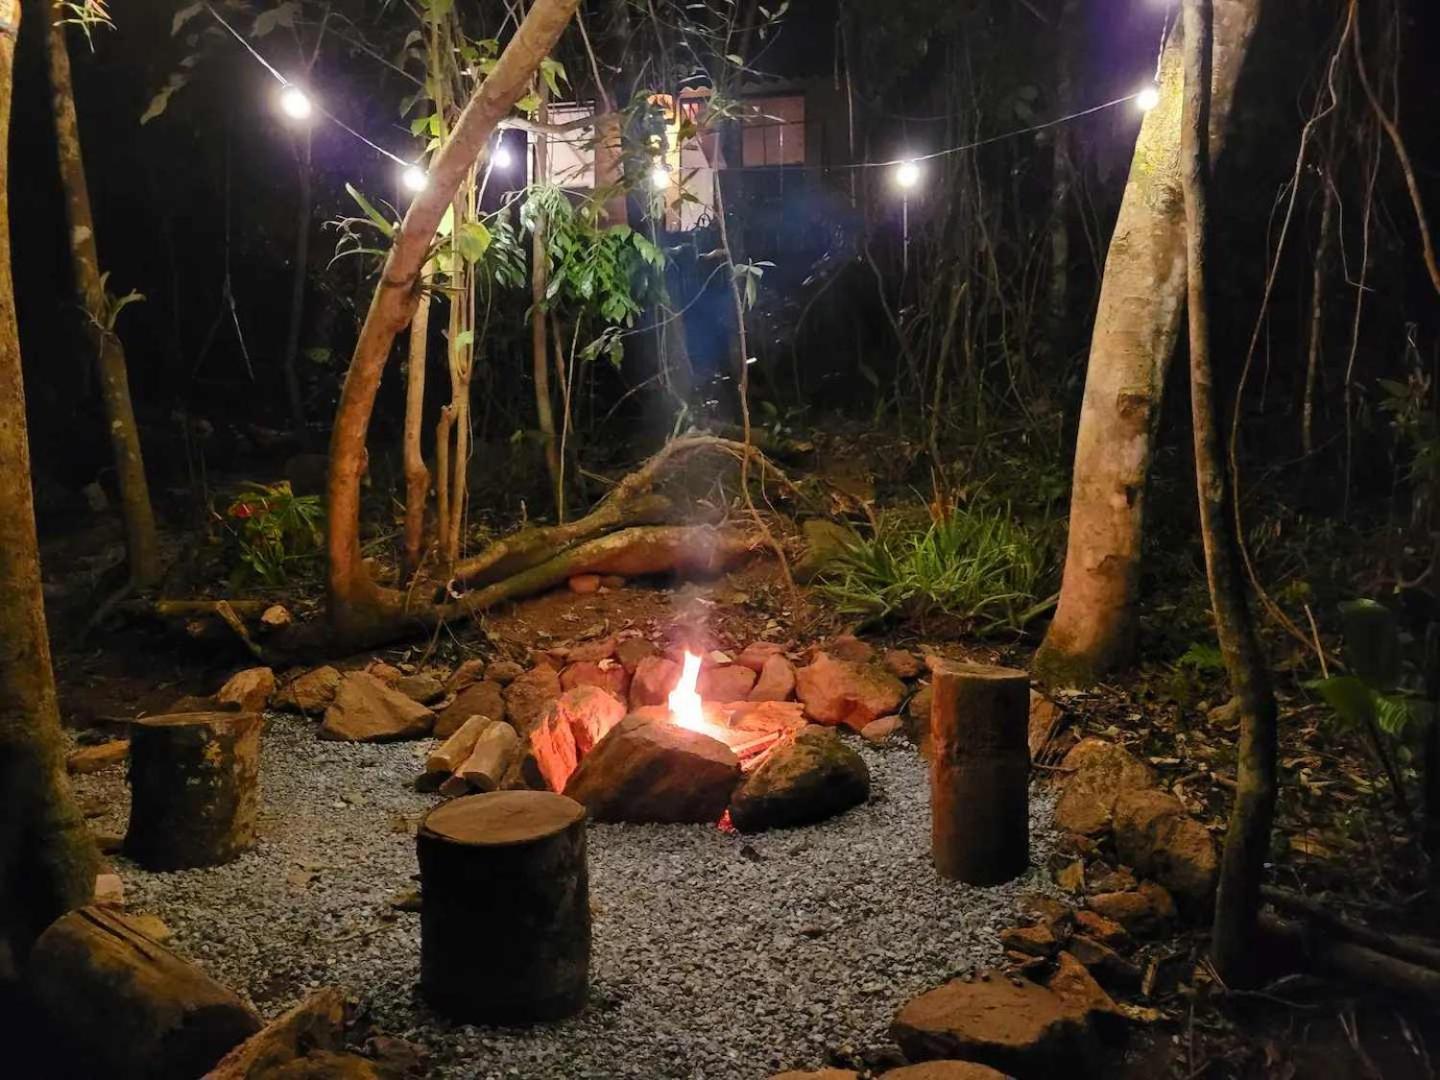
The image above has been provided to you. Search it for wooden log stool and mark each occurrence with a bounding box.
[125,711,262,870]
[929,659,1030,884]
[417,790,590,1023]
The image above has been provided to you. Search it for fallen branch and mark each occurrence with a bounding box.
[1259,912,1440,1005]
[1261,885,1440,972]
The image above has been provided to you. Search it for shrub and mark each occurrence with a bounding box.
[219,482,324,586]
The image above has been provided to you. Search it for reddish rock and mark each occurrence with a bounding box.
[770,1071,859,1080]
[1112,788,1218,908]
[629,656,681,708]
[698,664,757,702]
[433,680,507,739]
[728,700,808,736]
[259,604,292,629]
[1066,935,1141,991]
[565,714,741,824]
[366,662,403,686]
[320,673,434,742]
[749,654,797,702]
[1053,738,1157,836]
[275,666,341,715]
[1020,894,1075,935]
[527,686,627,791]
[891,965,1107,1077]
[1028,690,1065,762]
[1045,951,1126,1037]
[568,636,618,663]
[729,726,869,833]
[568,574,602,594]
[827,634,875,663]
[1088,886,1174,936]
[615,637,659,674]
[561,660,631,702]
[882,649,923,679]
[396,673,445,705]
[216,667,275,713]
[737,642,788,673]
[881,1062,1008,1080]
[67,740,129,774]
[503,665,563,735]
[1000,923,1058,957]
[484,659,526,685]
[443,658,487,694]
[795,652,906,732]
[860,715,903,744]
[1074,910,1130,950]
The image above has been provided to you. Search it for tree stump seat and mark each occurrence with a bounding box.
[417,790,590,1023]
[125,710,262,870]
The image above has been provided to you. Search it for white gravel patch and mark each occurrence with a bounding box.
[71,714,1057,1079]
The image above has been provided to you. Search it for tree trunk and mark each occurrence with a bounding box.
[1034,0,1261,685]
[44,9,161,587]
[1301,166,1336,458]
[1176,0,1277,987]
[531,94,564,521]
[1046,0,1077,355]
[281,128,313,441]
[0,2,98,974]
[403,283,432,579]
[326,0,581,646]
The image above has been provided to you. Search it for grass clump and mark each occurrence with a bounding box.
[815,505,1057,634]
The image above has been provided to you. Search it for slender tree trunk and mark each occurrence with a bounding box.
[0,3,98,972]
[531,93,563,521]
[281,128,312,441]
[1034,0,1261,685]
[325,0,580,644]
[402,282,431,578]
[43,8,161,586]
[1177,0,1277,985]
[1301,172,1335,458]
[1047,0,1077,355]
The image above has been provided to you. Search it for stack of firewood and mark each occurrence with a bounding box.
[418,715,521,797]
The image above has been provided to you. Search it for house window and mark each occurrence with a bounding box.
[741,95,805,167]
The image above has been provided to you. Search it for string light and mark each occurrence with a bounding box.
[894,160,921,189]
[279,84,313,121]
[1135,83,1160,112]
[650,162,672,190]
[401,165,428,193]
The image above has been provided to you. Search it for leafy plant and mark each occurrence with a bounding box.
[815,506,1056,633]
[218,482,325,586]
[1309,599,1431,744]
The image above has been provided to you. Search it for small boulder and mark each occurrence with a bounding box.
[275,666,342,715]
[484,659,526,685]
[883,649,923,679]
[395,673,445,705]
[737,642,788,673]
[629,655,680,708]
[528,686,627,791]
[561,660,631,702]
[860,715,902,744]
[204,986,346,1079]
[443,658,487,694]
[568,574,602,594]
[1053,739,1157,836]
[880,1062,1009,1080]
[749,654,797,702]
[365,662,403,686]
[1087,883,1175,937]
[828,634,875,663]
[260,604,292,630]
[216,667,275,713]
[795,652,906,731]
[320,673,433,743]
[1000,923,1058,958]
[1074,910,1129,951]
[502,665,562,734]
[728,700,808,736]
[67,739,129,775]
[729,726,870,833]
[433,680,506,739]
[568,636,618,663]
[698,664,757,702]
[1112,788,1218,908]
[1066,936,1141,992]
[565,714,740,824]
[615,637,659,674]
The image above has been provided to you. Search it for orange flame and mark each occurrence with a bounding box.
[668,651,706,732]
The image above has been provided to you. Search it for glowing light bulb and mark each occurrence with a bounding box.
[401,165,428,193]
[491,143,512,169]
[1136,84,1160,112]
[650,163,672,190]
[894,160,921,189]
[279,84,312,121]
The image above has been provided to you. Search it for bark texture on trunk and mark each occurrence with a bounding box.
[0,3,98,971]
[44,10,161,586]
[326,0,580,645]
[1035,0,1261,685]
[403,286,432,578]
[531,95,563,521]
[1176,0,1277,986]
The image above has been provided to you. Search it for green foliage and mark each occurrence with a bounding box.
[1175,642,1226,673]
[218,482,324,586]
[815,506,1056,633]
[1308,598,1431,748]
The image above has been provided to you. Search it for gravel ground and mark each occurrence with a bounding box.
[70,714,1057,1080]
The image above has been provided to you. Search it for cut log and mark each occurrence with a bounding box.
[27,906,261,1079]
[423,714,494,778]
[456,721,520,792]
[125,711,262,870]
[203,987,346,1079]
[1260,886,1440,972]
[929,660,1030,884]
[417,791,590,1022]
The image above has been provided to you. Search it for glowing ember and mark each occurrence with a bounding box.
[667,651,707,732]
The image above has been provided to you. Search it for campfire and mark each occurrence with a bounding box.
[666,650,785,769]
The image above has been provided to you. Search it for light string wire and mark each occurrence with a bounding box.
[205,2,1146,182]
